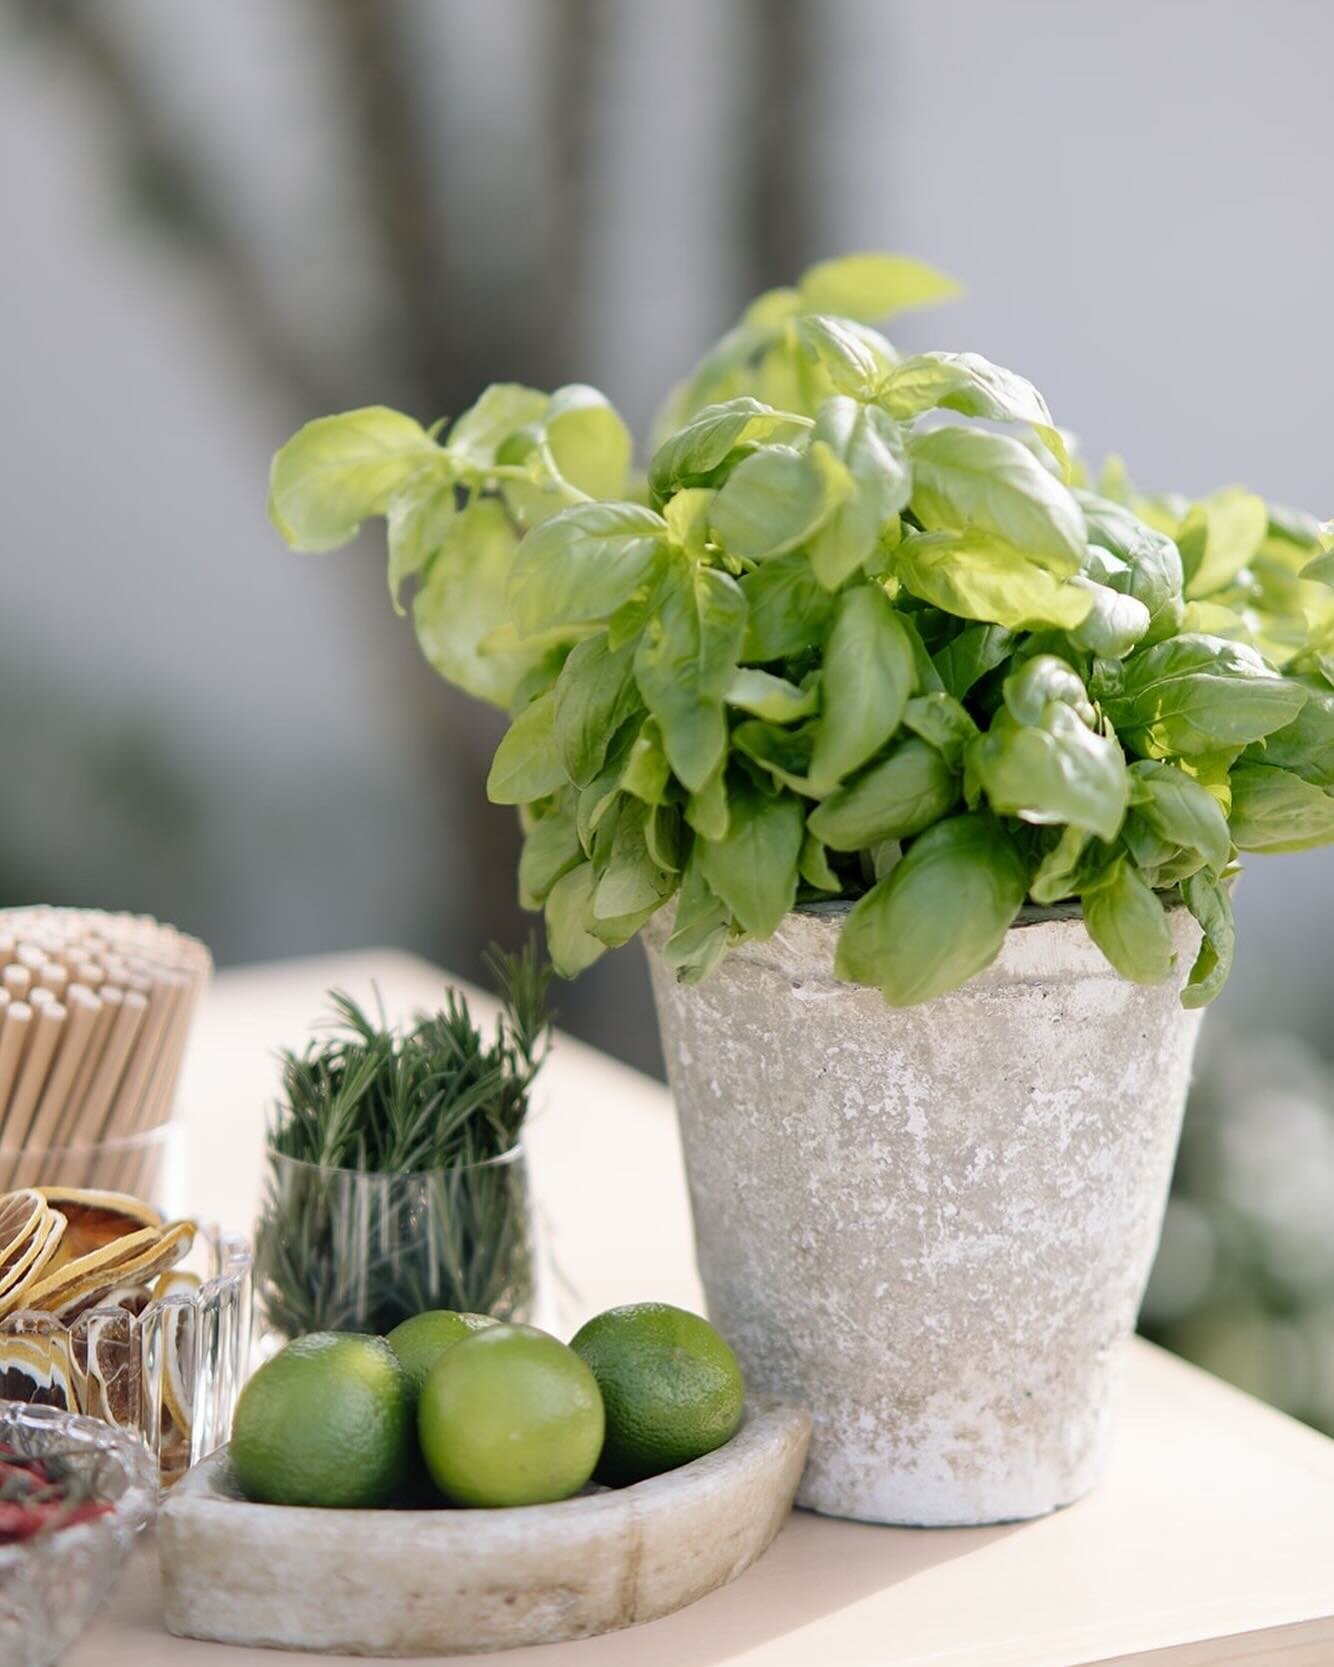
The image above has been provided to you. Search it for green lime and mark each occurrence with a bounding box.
[230,1332,413,1509]
[417,1323,604,1508]
[570,1302,744,1486]
[385,1310,496,1407]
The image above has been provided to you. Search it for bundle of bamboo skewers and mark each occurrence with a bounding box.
[0,907,211,1194]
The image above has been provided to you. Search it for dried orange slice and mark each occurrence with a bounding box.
[160,1301,196,1447]
[35,1187,163,1250]
[0,1190,55,1305]
[154,1269,201,1302]
[21,1225,164,1319]
[0,1209,66,1320]
[73,1308,138,1430]
[0,1332,76,1412]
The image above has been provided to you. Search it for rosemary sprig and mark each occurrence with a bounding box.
[254,942,553,1339]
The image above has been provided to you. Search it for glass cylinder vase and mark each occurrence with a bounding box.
[253,1146,538,1343]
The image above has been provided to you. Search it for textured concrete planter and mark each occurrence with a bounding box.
[644,902,1205,1527]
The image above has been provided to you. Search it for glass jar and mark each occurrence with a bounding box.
[0,1123,186,1217]
[254,1146,538,1342]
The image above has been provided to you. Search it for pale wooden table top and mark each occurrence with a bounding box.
[73,950,1334,1667]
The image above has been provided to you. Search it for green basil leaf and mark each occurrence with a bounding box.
[634,564,746,791]
[709,443,851,561]
[798,832,842,892]
[795,315,882,398]
[385,472,457,615]
[592,799,674,920]
[648,398,792,502]
[807,398,911,589]
[1245,677,1334,787]
[413,499,542,708]
[1029,825,1107,905]
[834,814,1025,1004]
[739,552,835,661]
[732,720,816,796]
[553,634,641,788]
[808,738,957,850]
[880,351,1066,471]
[969,705,1128,842]
[726,668,819,723]
[933,623,1015,699]
[1079,493,1185,644]
[621,719,672,806]
[796,252,962,321]
[446,383,549,469]
[1002,655,1095,727]
[1067,575,1152,659]
[1127,761,1231,874]
[269,407,443,553]
[901,691,978,767]
[697,779,805,937]
[1081,858,1175,985]
[542,383,634,500]
[896,532,1095,631]
[508,502,667,635]
[517,799,582,908]
[1180,871,1236,1008]
[907,426,1086,572]
[1184,489,1269,600]
[685,762,730,839]
[662,849,732,985]
[486,689,567,805]
[808,585,915,792]
[1096,634,1308,757]
[1227,763,1334,852]
[1301,548,1334,588]
[544,863,606,976]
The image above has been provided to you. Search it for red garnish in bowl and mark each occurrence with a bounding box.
[0,1441,114,1544]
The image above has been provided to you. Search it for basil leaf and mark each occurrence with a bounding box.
[544,863,606,976]
[621,719,671,806]
[1081,858,1175,985]
[907,426,1086,572]
[1067,575,1151,659]
[1127,761,1231,874]
[732,721,816,796]
[798,831,843,892]
[726,668,819,723]
[880,351,1066,471]
[709,444,850,561]
[1002,655,1096,727]
[486,690,566,805]
[648,398,791,502]
[1029,825,1108,905]
[1184,489,1269,600]
[1095,634,1308,756]
[1227,763,1334,852]
[1180,871,1236,1009]
[808,739,957,850]
[446,383,549,469]
[697,779,805,937]
[1246,678,1334,787]
[269,407,442,552]
[634,564,746,791]
[413,499,543,709]
[1079,493,1185,644]
[740,552,835,661]
[896,532,1095,631]
[834,814,1026,1005]
[795,315,882,398]
[662,849,733,985]
[592,799,674,920]
[541,383,634,501]
[508,502,666,634]
[933,623,1015,699]
[796,252,961,320]
[902,691,978,767]
[553,634,640,788]
[808,585,915,792]
[385,472,457,614]
[969,705,1128,842]
[685,762,730,840]
[807,398,911,590]
[518,800,582,908]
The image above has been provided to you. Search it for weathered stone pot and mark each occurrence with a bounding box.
[643,901,1205,1527]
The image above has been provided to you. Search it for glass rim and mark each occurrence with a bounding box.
[265,1141,527,1181]
[0,1122,179,1161]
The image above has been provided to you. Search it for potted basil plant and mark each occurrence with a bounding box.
[269,252,1334,1526]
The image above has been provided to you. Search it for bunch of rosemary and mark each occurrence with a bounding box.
[254,944,552,1339]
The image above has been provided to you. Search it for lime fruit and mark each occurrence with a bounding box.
[570,1302,744,1486]
[230,1332,413,1508]
[417,1323,604,1507]
[386,1309,496,1407]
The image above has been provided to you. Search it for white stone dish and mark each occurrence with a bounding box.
[159,1396,811,1657]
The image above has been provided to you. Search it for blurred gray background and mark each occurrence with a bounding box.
[2,0,1332,1416]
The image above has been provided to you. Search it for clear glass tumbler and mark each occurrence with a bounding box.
[253,1146,538,1342]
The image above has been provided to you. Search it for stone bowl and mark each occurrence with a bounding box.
[160,1396,811,1656]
